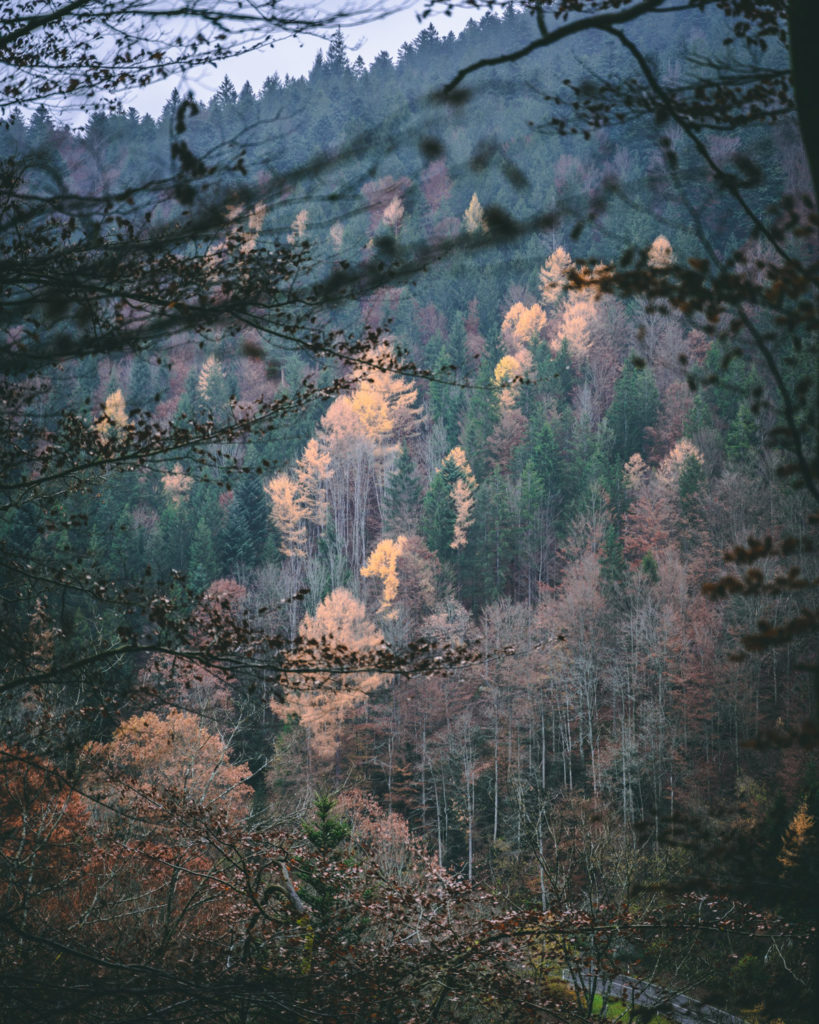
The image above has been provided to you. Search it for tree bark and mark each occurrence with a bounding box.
[789,0,819,201]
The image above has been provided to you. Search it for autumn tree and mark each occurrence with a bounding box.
[279,588,386,763]
[82,709,253,821]
[361,535,407,615]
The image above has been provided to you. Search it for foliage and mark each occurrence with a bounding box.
[1,0,818,1021]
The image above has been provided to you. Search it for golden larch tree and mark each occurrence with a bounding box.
[162,463,193,505]
[493,354,524,408]
[463,192,488,234]
[539,245,573,304]
[286,208,308,245]
[438,447,477,551]
[361,536,407,614]
[552,293,598,359]
[95,389,128,442]
[451,478,475,550]
[501,302,546,350]
[381,195,404,235]
[281,588,385,761]
[295,438,333,527]
[264,472,307,558]
[329,220,344,251]
[197,354,225,401]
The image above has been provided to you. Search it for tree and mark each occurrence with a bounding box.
[463,191,488,234]
[0,1,409,116]
[81,709,253,821]
[421,446,477,559]
[279,588,386,763]
[361,535,407,614]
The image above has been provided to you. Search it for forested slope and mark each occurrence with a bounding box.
[1,7,816,1022]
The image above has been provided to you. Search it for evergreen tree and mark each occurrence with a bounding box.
[421,463,458,560]
[459,358,500,480]
[606,358,660,462]
[678,450,705,512]
[429,339,462,448]
[725,401,757,465]
[468,469,516,604]
[221,496,253,573]
[213,75,238,111]
[188,515,219,595]
[298,795,352,926]
[386,444,422,534]
[324,30,350,76]
[127,357,154,412]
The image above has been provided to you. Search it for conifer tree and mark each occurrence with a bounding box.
[463,193,488,234]
[607,359,660,462]
[385,444,421,534]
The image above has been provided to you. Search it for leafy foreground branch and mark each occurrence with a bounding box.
[1,746,809,1024]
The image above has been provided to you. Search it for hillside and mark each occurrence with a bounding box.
[1,6,816,1023]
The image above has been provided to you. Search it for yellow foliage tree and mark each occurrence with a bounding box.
[205,201,267,271]
[350,383,395,441]
[282,588,385,760]
[382,195,404,235]
[447,446,476,490]
[319,394,362,452]
[623,452,648,492]
[264,472,307,557]
[657,439,704,487]
[552,293,598,359]
[351,344,422,443]
[321,346,421,459]
[501,302,546,349]
[329,220,344,251]
[287,208,309,245]
[451,478,475,550]
[435,447,477,551]
[463,192,488,234]
[95,389,128,442]
[295,438,333,527]
[539,245,573,304]
[778,798,815,873]
[361,536,407,614]
[161,463,193,505]
[197,354,225,400]
[493,354,523,407]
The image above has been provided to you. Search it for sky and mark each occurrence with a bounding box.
[126,3,476,119]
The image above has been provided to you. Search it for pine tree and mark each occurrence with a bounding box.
[464,470,516,605]
[429,339,461,447]
[213,75,238,111]
[386,444,421,534]
[607,358,660,462]
[324,29,350,75]
[298,794,352,926]
[127,357,153,412]
[725,401,757,465]
[221,497,253,572]
[678,450,705,513]
[421,464,458,560]
[459,358,500,480]
[188,515,219,595]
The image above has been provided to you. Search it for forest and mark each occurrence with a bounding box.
[1,1,817,1022]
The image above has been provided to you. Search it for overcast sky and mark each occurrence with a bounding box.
[127,3,476,118]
